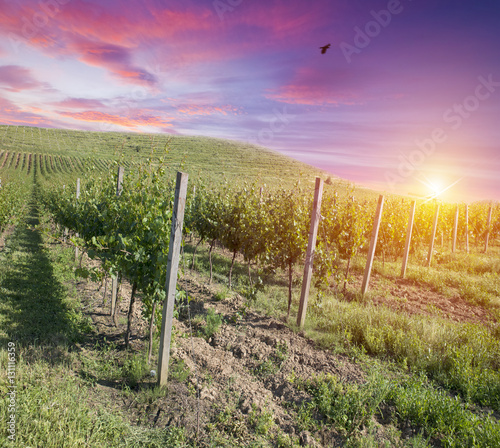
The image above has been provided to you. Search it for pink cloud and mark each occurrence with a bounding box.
[234,0,334,42]
[264,67,362,106]
[67,40,157,86]
[0,0,332,84]
[57,2,216,45]
[52,97,106,109]
[176,104,242,116]
[0,96,55,126]
[57,110,173,130]
[0,65,50,92]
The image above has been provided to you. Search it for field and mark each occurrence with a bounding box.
[0,124,348,189]
[1,124,500,447]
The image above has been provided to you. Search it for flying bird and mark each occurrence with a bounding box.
[319,44,331,54]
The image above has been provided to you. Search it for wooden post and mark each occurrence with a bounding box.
[158,172,189,388]
[116,165,124,195]
[465,204,469,254]
[297,177,323,329]
[401,200,416,278]
[62,184,68,242]
[484,204,493,253]
[452,204,459,253]
[361,195,384,295]
[75,178,81,261]
[427,202,440,267]
[111,166,125,320]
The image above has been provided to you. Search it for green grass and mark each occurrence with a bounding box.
[292,368,500,447]
[0,199,92,347]
[0,195,130,447]
[0,124,351,192]
[0,350,132,448]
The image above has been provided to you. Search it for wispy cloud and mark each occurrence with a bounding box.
[176,104,242,116]
[0,95,56,126]
[68,40,157,86]
[264,66,363,106]
[57,109,173,131]
[0,65,51,92]
[51,97,107,109]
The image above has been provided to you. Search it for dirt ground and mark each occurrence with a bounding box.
[74,259,378,446]
[359,274,495,325]
[72,249,495,446]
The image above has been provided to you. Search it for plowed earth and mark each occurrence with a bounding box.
[73,253,495,447]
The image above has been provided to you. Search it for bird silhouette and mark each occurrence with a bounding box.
[319,44,331,54]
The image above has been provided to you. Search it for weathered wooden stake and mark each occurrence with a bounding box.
[361,195,384,295]
[158,172,189,388]
[75,178,80,261]
[465,204,469,254]
[427,201,440,267]
[110,166,125,320]
[484,204,493,253]
[401,200,416,278]
[452,204,459,253]
[297,177,323,329]
[62,184,68,242]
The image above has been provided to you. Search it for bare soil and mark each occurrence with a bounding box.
[378,279,493,325]
[353,274,495,325]
[74,258,372,446]
[70,249,495,446]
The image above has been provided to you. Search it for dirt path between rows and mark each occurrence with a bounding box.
[74,261,375,446]
[346,273,495,326]
[71,248,497,446]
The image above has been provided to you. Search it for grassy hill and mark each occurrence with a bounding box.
[0,124,374,194]
[1,123,500,447]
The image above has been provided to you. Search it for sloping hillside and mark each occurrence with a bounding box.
[0,124,351,190]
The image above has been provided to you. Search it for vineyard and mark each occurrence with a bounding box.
[1,125,500,447]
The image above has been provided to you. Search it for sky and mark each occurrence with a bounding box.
[0,0,499,202]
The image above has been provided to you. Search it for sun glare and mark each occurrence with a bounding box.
[415,174,463,202]
[428,179,443,197]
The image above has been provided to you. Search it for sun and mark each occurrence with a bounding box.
[428,179,444,198]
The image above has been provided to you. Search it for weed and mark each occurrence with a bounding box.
[126,425,187,448]
[388,373,500,447]
[168,358,190,383]
[249,403,275,435]
[214,286,229,301]
[215,405,248,440]
[122,353,150,388]
[297,372,390,438]
[203,308,223,340]
[254,342,288,376]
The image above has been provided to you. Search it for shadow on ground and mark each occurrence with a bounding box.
[0,201,85,349]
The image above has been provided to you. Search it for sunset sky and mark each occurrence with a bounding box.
[0,0,499,201]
